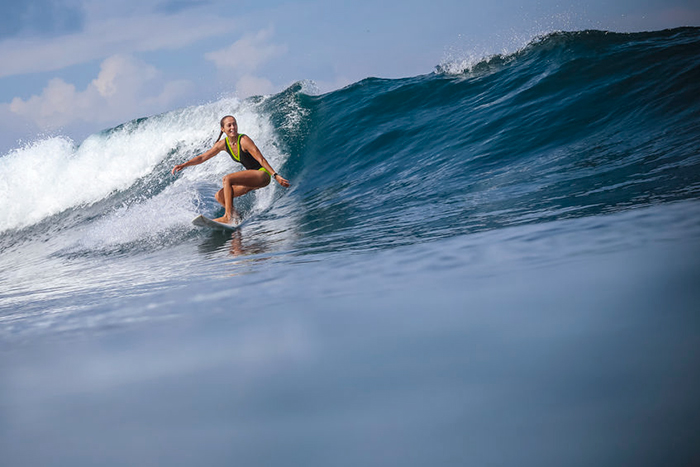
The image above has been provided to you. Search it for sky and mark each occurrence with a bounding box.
[0,0,698,153]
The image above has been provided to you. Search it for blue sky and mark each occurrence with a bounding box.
[0,0,698,153]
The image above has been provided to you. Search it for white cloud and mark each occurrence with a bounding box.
[205,27,287,73]
[204,27,287,97]
[8,55,193,130]
[0,10,230,78]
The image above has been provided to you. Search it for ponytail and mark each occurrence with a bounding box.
[216,129,224,142]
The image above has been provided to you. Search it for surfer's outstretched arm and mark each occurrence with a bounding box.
[171,140,225,174]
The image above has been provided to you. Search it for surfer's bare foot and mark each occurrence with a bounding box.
[213,214,240,225]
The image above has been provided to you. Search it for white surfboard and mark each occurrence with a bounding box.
[192,214,246,232]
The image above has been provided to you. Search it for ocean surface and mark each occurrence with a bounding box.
[2,28,700,466]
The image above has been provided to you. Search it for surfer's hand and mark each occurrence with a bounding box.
[172,164,184,175]
[274,174,290,187]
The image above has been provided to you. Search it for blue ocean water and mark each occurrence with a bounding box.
[1,28,700,466]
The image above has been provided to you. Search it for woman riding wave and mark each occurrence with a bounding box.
[172,115,290,224]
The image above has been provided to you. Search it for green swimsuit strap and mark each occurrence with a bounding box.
[225,134,245,162]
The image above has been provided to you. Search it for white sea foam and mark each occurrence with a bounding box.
[0,95,289,238]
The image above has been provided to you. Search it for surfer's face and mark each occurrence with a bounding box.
[221,117,237,138]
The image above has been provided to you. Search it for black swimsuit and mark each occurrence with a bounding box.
[224,134,268,173]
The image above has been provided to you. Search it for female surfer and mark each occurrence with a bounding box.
[172,115,290,224]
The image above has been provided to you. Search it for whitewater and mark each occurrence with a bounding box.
[1,28,700,466]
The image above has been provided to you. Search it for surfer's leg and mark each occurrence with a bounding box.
[214,187,241,224]
[214,170,271,224]
[215,185,256,205]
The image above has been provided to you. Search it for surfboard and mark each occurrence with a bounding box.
[192,214,245,232]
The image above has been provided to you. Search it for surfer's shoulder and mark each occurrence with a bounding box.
[239,134,259,151]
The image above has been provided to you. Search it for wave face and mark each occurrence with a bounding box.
[276,28,700,253]
[1,28,699,324]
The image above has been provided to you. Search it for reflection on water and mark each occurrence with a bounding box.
[196,225,273,258]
